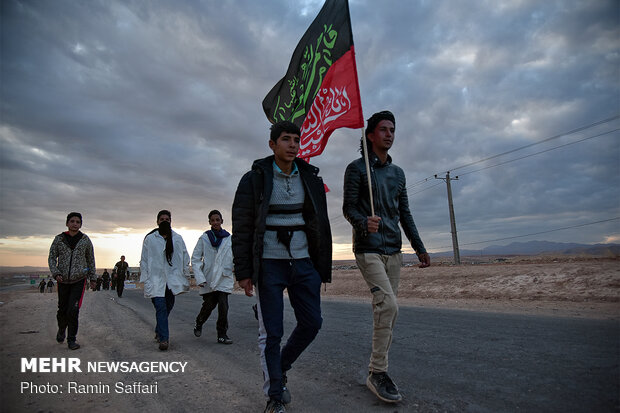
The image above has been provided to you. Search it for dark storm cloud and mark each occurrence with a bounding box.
[1,0,618,252]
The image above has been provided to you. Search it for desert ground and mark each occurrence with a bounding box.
[321,255,619,319]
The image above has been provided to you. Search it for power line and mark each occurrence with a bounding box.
[457,128,619,177]
[429,217,620,250]
[406,114,619,191]
[408,181,443,196]
[405,122,619,195]
[446,114,620,174]
[407,115,620,192]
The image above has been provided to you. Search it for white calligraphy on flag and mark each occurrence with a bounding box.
[299,86,353,157]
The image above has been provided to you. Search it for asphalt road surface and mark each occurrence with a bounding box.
[6,287,618,412]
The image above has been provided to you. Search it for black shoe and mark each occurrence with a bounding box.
[159,341,169,351]
[366,372,402,403]
[56,329,66,343]
[281,372,291,405]
[217,335,233,345]
[193,324,202,337]
[67,341,80,350]
[264,399,286,413]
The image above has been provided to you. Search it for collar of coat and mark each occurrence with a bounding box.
[367,150,393,168]
[252,155,319,176]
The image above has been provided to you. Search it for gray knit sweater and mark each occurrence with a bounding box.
[262,162,310,259]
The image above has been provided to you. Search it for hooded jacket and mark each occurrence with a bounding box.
[343,151,427,255]
[140,230,190,298]
[192,232,234,294]
[48,232,96,284]
[232,155,332,284]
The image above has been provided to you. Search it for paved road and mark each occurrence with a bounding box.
[106,288,618,412]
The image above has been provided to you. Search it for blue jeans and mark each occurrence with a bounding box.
[257,258,322,401]
[151,286,175,342]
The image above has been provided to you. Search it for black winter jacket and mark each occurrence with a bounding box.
[343,152,427,255]
[232,155,332,284]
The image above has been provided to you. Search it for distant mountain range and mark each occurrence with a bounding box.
[429,241,620,257]
[1,241,618,273]
[0,266,49,274]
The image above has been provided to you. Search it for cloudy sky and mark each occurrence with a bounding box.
[1,0,619,269]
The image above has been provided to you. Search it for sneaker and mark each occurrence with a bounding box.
[217,335,233,345]
[366,372,402,403]
[67,341,80,350]
[194,324,202,337]
[154,332,160,342]
[264,399,286,413]
[159,341,169,351]
[56,329,66,343]
[281,372,291,405]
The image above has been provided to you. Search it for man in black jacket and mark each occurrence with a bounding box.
[232,121,332,413]
[113,255,129,298]
[343,110,431,404]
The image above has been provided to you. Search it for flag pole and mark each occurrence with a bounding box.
[361,127,375,216]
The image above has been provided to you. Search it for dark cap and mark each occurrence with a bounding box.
[366,111,395,137]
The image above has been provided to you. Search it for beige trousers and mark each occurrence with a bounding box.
[355,252,402,373]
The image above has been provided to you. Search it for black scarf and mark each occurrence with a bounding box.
[206,228,230,248]
[63,231,83,250]
[158,221,174,265]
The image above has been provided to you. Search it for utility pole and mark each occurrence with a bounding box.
[435,172,461,265]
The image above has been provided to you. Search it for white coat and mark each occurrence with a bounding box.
[140,230,190,298]
[191,232,233,294]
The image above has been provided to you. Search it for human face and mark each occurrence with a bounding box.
[157,214,171,225]
[269,131,300,166]
[368,119,395,152]
[66,216,82,233]
[209,214,222,231]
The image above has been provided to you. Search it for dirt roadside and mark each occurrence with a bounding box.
[322,256,620,319]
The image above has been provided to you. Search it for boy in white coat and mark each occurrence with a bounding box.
[140,210,190,351]
[192,210,234,344]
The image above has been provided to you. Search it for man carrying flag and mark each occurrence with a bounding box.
[343,110,431,403]
[262,0,363,161]
[236,0,362,411]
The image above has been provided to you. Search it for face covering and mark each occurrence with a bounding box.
[158,221,173,265]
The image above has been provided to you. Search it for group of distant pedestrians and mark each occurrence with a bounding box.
[47,112,431,411]
[84,256,129,295]
[38,278,54,293]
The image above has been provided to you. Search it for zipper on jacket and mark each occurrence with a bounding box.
[371,165,388,255]
[68,249,75,279]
